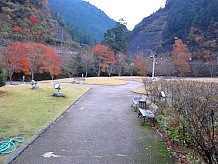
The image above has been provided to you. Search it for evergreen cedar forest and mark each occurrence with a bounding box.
[0,0,217,85]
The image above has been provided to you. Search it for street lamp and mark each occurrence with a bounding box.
[53,83,63,97]
[60,27,63,54]
[150,50,157,81]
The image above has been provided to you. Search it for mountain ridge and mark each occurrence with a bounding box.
[129,0,218,57]
[48,0,116,45]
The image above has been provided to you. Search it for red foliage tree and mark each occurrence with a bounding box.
[34,31,41,40]
[25,28,31,34]
[29,16,39,26]
[1,42,61,81]
[1,42,30,82]
[135,54,151,76]
[26,43,61,80]
[42,47,62,80]
[92,44,115,76]
[26,43,46,80]
[12,26,22,33]
[202,50,214,60]
[135,55,143,76]
[171,39,192,75]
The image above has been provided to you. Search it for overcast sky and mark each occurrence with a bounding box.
[83,0,166,30]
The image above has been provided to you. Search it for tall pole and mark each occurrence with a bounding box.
[152,55,155,80]
[150,50,156,81]
[61,27,63,54]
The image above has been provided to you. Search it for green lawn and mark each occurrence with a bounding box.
[0,83,89,140]
[0,82,89,162]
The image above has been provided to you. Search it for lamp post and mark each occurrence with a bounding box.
[60,27,63,54]
[150,50,157,81]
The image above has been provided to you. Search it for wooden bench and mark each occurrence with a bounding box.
[73,77,85,84]
[131,95,147,112]
[138,102,158,126]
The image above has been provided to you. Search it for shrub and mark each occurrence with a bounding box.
[146,79,218,164]
[0,65,6,87]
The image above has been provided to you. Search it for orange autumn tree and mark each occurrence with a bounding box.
[12,26,22,33]
[135,54,151,76]
[29,16,39,26]
[1,42,30,82]
[92,44,115,77]
[1,42,61,81]
[202,50,217,77]
[105,50,115,77]
[26,43,61,80]
[171,38,192,75]
[42,47,62,80]
[26,43,47,80]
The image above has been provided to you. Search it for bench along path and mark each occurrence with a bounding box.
[10,81,173,164]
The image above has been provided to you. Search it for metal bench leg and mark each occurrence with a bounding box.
[152,117,157,126]
[134,106,138,112]
[141,116,145,126]
[137,111,141,118]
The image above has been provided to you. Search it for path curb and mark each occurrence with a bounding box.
[6,88,90,164]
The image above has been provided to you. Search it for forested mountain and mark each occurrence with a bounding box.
[128,9,167,55]
[0,0,69,45]
[129,0,218,58]
[48,0,116,45]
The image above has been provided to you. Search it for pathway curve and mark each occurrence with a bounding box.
[9,81,173,164]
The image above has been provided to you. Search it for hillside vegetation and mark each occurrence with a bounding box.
[48,0,116,45]
[129,0,218,58]
[0,0,62,45]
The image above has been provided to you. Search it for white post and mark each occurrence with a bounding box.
[150,50,156,81]
[152,56,155,80]
[61,27,63,53]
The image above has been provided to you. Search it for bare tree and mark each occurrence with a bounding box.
[205,59,217,77]
[78,46,94,77]
[115,52,127,76]
[155,57,174,76]
[124,55,135,76]
[190,59,204,77]
[60,55,78,78]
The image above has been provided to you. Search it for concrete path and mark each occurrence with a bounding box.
[9,81,172,164]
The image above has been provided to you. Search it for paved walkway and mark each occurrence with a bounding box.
[9,81,172,164]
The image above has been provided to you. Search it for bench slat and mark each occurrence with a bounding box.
[138,108,155,118]
[138,102,158,126]
[149,103,158,115]
[131,95,148,112]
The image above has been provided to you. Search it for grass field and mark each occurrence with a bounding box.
[51,77,129,85]
[0,82,89,162]
[0,83,89,139]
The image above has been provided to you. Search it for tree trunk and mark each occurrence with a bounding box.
[97,66,101,77]
[85,68,88,77]
[31,73,34,80]
[9,74,12,84]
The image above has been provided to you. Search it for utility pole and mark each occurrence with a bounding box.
[136,45,139,53]
[60,27,63,54]
[150,50,157,81]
